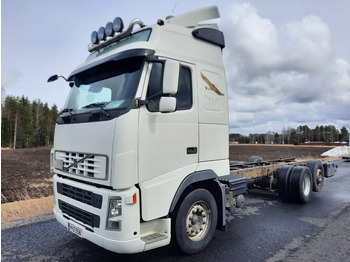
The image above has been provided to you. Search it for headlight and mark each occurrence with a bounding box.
[110,199,122,216]
[107,197,122,230]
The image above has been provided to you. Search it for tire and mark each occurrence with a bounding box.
[277,165,294,201]
[248,156,263,163]
[306,160,324,192]
[289,166,313,204]
[174,188,218,254]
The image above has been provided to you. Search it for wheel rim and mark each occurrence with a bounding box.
[185,201,211,242]
[302,174,311,196]
[316,168,324,185]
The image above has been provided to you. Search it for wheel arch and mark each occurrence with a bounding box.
[168,170,226,231]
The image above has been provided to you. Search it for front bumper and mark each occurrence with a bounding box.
[53,174,145,254]
[54,209,146,253]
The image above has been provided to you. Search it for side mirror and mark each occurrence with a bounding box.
[47,75,59,82]
[159,97,176,113]
[163,60,179,95]
[47,74,74,88]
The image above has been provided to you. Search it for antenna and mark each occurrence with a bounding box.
[171,2,178,15]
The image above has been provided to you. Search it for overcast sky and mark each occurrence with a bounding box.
[2,0,350,135]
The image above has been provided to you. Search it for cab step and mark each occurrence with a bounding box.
[141,233,168,244]
[140,218,171,251]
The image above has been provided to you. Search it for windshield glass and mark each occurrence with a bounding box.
[64,56,144,113]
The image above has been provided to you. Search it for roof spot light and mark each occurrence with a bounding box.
[105,22,114,37]
[98,26,106,41]
[113,17,124,33]
[91,31,99,45]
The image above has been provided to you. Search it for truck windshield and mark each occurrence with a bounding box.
[64,56,144,114]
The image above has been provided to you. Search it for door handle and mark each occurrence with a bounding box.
[187,147,198,155]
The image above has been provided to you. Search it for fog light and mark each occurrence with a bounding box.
[107,221,120,229]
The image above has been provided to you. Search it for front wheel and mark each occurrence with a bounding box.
[174,188,218,254]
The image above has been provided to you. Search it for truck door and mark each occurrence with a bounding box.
[138,60,198,183]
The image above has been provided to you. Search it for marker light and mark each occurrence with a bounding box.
[98,27,106,41]
[105,22,114,37]
[133,193,137,204]
[113,17,124,33]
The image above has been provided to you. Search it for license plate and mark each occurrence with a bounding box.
[68,222,83,238]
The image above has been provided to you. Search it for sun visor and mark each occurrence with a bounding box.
[68,49,155,81]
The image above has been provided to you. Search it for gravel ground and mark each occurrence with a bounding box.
[267,203,350,262]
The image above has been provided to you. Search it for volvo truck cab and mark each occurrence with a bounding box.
[50,6,246,254]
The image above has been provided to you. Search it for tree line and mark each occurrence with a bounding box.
[1,96,59,149]
[230,125,349,145]
[2,95,349,148]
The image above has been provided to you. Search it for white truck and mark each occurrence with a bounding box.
[48,6,337,254]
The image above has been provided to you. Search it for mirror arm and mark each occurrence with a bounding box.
[47,74,69,82]
[135,99,149,108]
[59,75,69,81]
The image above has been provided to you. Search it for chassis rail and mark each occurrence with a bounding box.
[230,158,308,179]
[229,157,339,192]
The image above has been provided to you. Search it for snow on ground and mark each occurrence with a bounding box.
[321,146,350,157]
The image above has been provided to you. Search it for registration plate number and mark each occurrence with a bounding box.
[68,222,83,238]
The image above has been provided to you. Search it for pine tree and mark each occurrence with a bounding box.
[1,95,59,148]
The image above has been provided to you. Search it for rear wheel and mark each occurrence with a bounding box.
[277,165,294,201]
[290,166,313,204]
[306,160,324,192]
[174,189,218,254]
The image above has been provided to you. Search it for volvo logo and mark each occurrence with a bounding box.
[72,160,79,168]
[64,154,94,171]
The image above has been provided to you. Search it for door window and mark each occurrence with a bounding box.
[146,63,192,112]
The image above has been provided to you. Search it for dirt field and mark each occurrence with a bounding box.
[1,146,53,203]
[1,144,333,204]
[229,144,333,162]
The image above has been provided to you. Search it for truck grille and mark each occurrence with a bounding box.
[57,182,102,209]
[58,200,100,228]
[55,151,108,180]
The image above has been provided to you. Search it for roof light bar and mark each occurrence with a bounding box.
[88,17,145,53]
[88,17,145,52]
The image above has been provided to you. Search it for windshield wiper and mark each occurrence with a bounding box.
[83,102,110,117]
[60,108,75,120]
[82,102,108,108]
